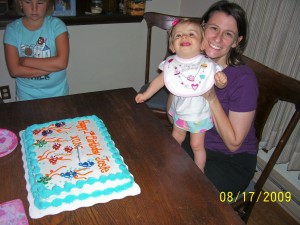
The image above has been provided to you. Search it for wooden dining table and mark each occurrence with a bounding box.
[0,87,244,225]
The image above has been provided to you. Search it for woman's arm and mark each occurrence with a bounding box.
[19,32,69,72]
[203,87,255,152]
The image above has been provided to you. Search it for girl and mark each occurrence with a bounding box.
[136,18,227,172]
[4,0,69,101]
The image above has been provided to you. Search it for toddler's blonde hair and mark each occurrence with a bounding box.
[168,18,204,47]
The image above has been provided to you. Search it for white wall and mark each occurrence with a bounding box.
[0,30,14,102]
[180,0,217,17]
[67,23,145,95]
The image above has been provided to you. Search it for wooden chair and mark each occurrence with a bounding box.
[231,55,300,223]
[140,12,201,129]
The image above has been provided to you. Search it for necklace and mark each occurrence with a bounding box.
[174,61,208,91]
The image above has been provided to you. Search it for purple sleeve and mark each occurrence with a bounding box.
[226,65,258,113]
[213,65,258,115]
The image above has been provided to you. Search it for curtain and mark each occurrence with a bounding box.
[232,0,300,172]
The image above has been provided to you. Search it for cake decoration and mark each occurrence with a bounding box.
[19,115,140,218]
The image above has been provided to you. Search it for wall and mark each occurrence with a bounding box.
[0,0,181,102]
[180,0,217,17]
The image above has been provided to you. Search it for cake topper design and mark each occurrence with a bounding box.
[52,143,61,150]
[60,168,92,180]
[64,146,73,153]
[79,160,95,168]
[37,149,71,164]
[37,166,67,184]
[42,130,53,136]
[33,121,70,137]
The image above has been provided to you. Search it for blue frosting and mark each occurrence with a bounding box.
[22,115,134,209]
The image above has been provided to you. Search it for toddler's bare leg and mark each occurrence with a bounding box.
[190,132,206,172]
[172,125,186,145]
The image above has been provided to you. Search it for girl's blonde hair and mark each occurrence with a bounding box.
[15,0,55,16]
[167,18,204,47]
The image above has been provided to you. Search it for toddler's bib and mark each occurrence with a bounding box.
[161,55,222,97]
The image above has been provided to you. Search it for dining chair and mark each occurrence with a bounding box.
[140,12,201,128]
[231,55,300,223]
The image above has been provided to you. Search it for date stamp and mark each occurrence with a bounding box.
[219,191,292,203]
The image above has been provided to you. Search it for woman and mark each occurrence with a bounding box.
[175,0,259,195]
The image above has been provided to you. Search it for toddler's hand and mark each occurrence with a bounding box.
[135,93,147,103]
[215,71,228,89]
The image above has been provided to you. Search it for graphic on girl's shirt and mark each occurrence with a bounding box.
[21,36,51,58]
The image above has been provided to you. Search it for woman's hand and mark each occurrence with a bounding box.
[201,86,218,103]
